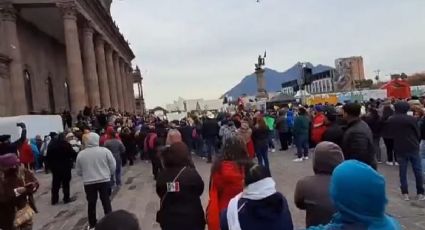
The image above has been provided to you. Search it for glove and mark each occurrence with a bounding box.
[16,122,26,129]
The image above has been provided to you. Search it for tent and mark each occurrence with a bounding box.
[380,79,411,99]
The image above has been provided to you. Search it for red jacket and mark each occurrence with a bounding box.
[19,141,34,164]
[311,113,326,144]
[207,161,244,230]
[100,126,120,146]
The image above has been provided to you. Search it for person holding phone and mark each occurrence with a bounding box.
[0,153,39,230]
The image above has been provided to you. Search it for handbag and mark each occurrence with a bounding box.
[156,166,187,222]
[14,168,35,227]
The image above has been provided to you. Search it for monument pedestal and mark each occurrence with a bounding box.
[255,67,268,99]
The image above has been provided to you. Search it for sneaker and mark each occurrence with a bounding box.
[418,194,425,201]
[385,161,393,166]
[271,149,276,153]
[377,161,382,164]
[303,156,309,160]
[63,197,77,204]
[87,226,94,230]
[394,162,399,166]
[293,158,303,162]
[403,194,410,201]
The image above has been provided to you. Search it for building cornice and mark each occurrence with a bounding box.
[77,0,135,62]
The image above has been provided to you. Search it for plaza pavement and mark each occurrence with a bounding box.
[32,147,425,230]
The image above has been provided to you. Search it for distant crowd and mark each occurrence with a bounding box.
[1,96,425,230]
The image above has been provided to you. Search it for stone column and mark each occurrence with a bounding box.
[127,65,136,112]
[81,21,100,107]
[113,53,124,111]
[0,3,27,115]
[58,2,86,114]
[119,59,128,112]
[105,45,118,109]
[94,36,111,108]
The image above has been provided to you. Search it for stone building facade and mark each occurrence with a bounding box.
[0,0,143,116]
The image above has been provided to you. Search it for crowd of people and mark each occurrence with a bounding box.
[1,96,425,230]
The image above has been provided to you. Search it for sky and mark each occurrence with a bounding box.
[111,0,425,109]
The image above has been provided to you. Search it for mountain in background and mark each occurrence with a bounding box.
[224,62,333,99]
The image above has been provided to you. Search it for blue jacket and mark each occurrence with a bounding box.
[307,160,401,230]
[220,192,293,230]
[287,110,295,128]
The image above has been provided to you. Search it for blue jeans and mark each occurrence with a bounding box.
[256,145,270,175]
[397,153,424,195]
[420,140,425,174]
[296,135,309,158]
[268,130,275,149]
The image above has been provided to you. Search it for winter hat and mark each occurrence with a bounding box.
[314,105,324,112]
[0,153,20,168]
[95,210,140,230]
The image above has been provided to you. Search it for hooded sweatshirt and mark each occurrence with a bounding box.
[307,160,401,230]
[294,142,344,227]
[76,133,116,185]
[220,177,293,230]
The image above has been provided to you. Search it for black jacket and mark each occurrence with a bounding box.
[364,116,382,139]
[384,114,420,155]
[46,139,76,173]
[179,125,193,147]
[342,119,377,169]
[322,123,344,148]
[202,119,219,139]
[156,167,205,230]
[252,127,269,148]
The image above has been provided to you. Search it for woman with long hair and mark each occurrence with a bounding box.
[156,142,204,230]
[206,135,251,230]
[252,117,271,175]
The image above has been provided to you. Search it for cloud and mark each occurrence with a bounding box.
[111,0,425,108]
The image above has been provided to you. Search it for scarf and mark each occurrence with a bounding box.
[227,177,277,230]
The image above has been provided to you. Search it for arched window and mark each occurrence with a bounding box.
[47,75,55,113]
[23,70,34,112]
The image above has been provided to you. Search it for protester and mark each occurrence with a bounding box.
[29,138,42,172]
[0,153,39,230]
[19,140,34,170]
[178,120,194,152]
[121,127,137,166]
[0,122,27,156]
[384,101,424,201]
[221,163,293,230]
[237,120,255,159]
[99,126,120,146]
[46,133,77,205]
[420,110,425,174]
[311,105,326,145]
[307,160,401,230]
[286,109,295,146]
[166,129,182,146]
[276,110,290,151]
[381,105,397,165]
[341,103,377,169]
[156,142,205,230]
[294,142,344,227]
[364,108,383,163]
[104,131,126,188]
[293,107,310,162]
[252,117,271,174]
[202,112,220,163]
[207,136,250,230]
[321,106,344,147]
[95,210,141,230]
[219,120,237,146]
[76,132,116,229]
[66,132,82,153]
[264,113,276,152]
[145,125,161,180]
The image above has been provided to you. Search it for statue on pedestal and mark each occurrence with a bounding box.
[255,51,268,99]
